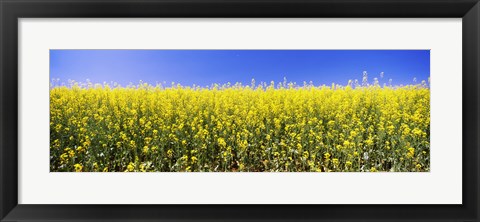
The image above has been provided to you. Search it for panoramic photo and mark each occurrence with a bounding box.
[49,50,430,172]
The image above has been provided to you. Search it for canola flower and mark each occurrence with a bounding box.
[50,80,430,172]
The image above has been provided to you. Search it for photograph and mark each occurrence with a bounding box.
[49,49,430,172]
[3,0,477,220]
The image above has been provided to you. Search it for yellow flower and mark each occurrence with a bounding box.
[126,162,135,172]
[74,163,83,172]
[296,143,302,150]
[273,152,280,158]
[350,131,358,137]
[239,163,245,171]
[129,140,136,149]
[50,80,430,172]
[324,152,331,160]
[140,164,147,172]
[217,138,226,148]
[416,164,422,170]
[303,151,309,159]
[332,158,339,166]
[407,147,415,158]
[364,138,374,146]
[60,153,68,162]
[68,150,75,158]
[345,161,352,168]
[76,146,85,153]
[143,146,149,154]
[167,149,173,158]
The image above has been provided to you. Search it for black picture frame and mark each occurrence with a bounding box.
[1,0,479,221]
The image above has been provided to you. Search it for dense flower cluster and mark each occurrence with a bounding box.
[50,82,430,172]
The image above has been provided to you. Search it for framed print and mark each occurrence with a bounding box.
[1,0,479,221]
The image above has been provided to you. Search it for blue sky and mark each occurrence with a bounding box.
[50,50,430,87]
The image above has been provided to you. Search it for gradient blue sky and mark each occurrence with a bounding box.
[50,50,430,87]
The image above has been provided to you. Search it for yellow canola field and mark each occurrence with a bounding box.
[50,83,430,172]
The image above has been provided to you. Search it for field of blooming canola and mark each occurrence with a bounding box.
[50,82,430,172]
